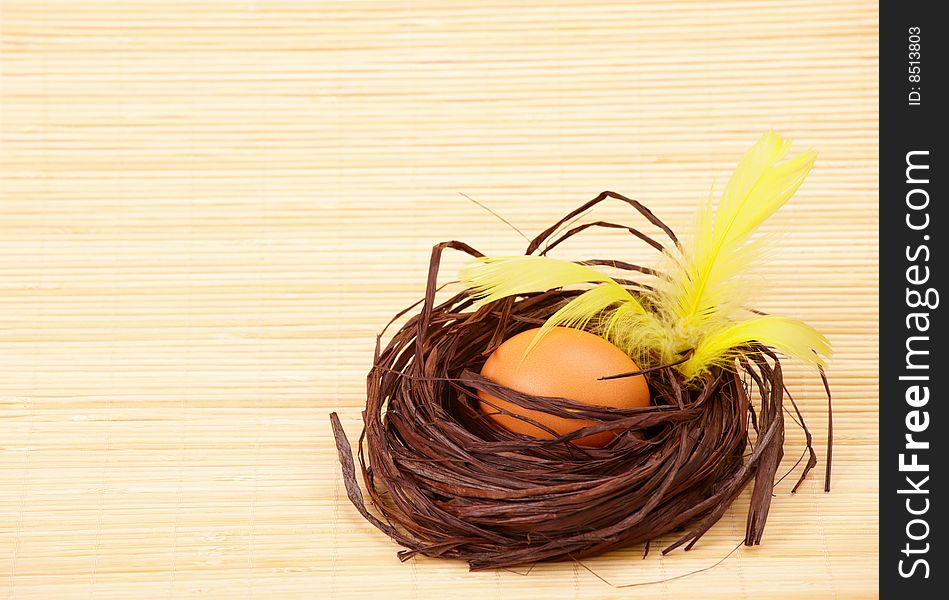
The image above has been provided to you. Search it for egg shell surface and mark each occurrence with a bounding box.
[477,326,650,447]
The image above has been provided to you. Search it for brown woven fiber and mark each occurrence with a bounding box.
[330,192,825,571]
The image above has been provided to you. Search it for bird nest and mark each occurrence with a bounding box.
[330,192,829,571]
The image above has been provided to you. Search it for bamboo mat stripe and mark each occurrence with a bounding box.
[1,1,878,598]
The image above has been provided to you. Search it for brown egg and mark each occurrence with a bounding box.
[477,326,650,447]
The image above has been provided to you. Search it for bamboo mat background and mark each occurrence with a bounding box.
[0,1,878,598]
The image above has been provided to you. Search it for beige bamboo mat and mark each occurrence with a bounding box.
[0,1,878,598]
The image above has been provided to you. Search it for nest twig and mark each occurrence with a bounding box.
[330,191,825,571]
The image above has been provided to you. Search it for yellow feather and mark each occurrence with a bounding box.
[601,308,671,369]
[460,255,648,358]
[648,131,824,377]
[460,255,645,314]
[680,315,831,380]
[666,131,817,328]
[527,283,642,354]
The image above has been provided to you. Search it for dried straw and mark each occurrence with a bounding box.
[330,192,824,571]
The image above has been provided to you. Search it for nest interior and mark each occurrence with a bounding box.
[330,192,825,571]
